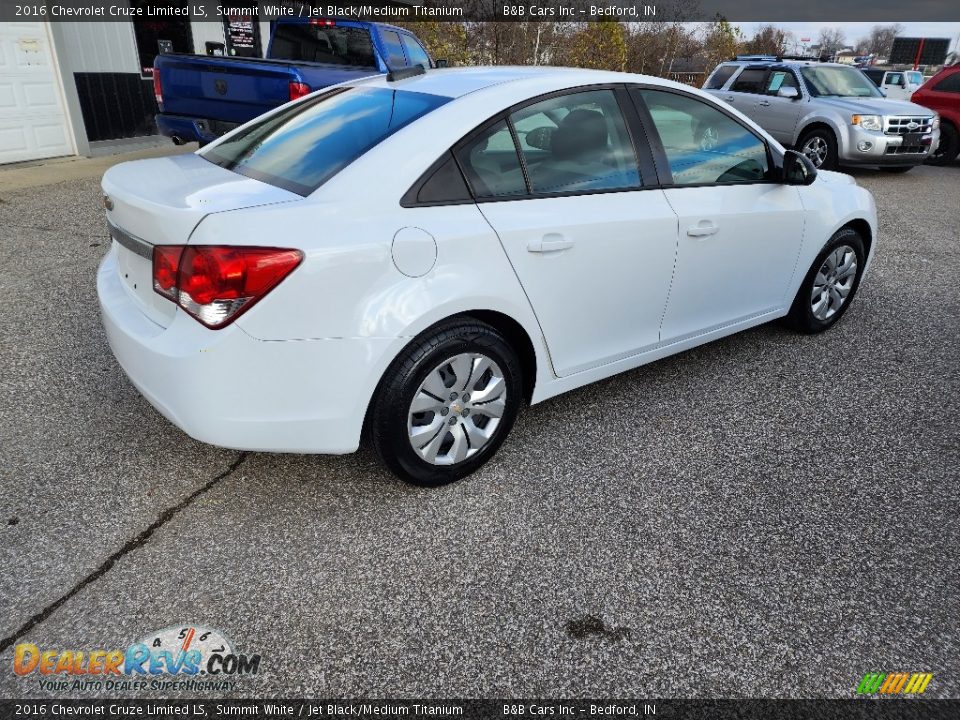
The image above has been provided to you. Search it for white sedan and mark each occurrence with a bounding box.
[98,66,877,485]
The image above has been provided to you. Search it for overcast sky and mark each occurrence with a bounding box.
[733,22,960,52]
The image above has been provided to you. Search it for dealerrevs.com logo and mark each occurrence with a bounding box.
[856,672,934,695]
[13,625,261,693]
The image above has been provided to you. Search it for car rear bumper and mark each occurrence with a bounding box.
[97,248,397,454]
[155,113,239,144]
[839,125,939,165]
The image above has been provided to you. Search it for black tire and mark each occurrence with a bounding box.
[370,319,522,486]
[784,227,866,334]
[927,122,959,166]
[797,127,839,170]
[880,165,915,173]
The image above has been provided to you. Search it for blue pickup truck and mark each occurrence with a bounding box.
[153,19,434,146]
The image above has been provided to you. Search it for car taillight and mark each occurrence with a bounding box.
[153,71,163,109]
[152,246,183,301]
[289,81,311,101]
[152,246,303,329]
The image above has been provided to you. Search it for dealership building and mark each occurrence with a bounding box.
[0,1,284,165]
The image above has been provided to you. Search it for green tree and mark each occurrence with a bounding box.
[568,21,628,72]
[701,18,743,71]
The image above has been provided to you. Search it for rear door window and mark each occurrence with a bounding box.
[400,34,431,68]
[201,87,450,195]
[380,30,407,67]
[765,70,798,95]
[730,68,768,94]
[706,65,738,90]
[270,23,376,67]
[454,120,528,199]
[508,89,641,194]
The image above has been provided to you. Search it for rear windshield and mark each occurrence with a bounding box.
[270,23,376,68]
[201,87,450,196]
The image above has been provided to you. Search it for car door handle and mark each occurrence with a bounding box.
[528,234,573,253]
[758,100,771,107]
[687,222,719,238]
[724,96,734,102]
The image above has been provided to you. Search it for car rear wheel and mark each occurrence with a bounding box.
[370,319,522,486]
[798,128,839,170]
[928,122,959,166]
[784,227,866,333]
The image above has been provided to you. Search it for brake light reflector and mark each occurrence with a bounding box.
[152,246,183,301]
[309,19,336,26]
[152,246,303,329]
[288,81,311,101]
[153,71,163,109]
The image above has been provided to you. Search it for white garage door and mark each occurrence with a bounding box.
[0,23,74,164]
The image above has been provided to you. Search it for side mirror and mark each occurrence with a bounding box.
[434,59,449,68]
[782,150,818,186]
[777,86,800,100]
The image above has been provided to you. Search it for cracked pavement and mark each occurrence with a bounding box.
[0,153,957,699]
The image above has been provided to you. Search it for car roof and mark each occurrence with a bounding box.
[351,65,686,99]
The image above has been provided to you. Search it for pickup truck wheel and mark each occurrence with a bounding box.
[784,227,865,334]
[370,320,522,486]
[880,166,914,173]
[798,128,838,170]
[927,122,959,166]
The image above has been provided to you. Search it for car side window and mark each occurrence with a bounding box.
[706,65,738,90]
[380,30,407,67]
[400,34,431,68]
[933,73,960,93]
[730,68,768,94]
[454,120,528,198]
[638,89,770,186]
[508,89,641,194]
[766,70,798,95]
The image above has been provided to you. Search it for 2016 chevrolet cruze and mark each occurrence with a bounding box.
[99,66,878,485]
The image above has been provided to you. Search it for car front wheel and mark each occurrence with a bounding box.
[798,128,839,170]
[370,319,522,486]
[785,227,866,333]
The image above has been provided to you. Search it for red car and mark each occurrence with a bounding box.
[912,65,960,165]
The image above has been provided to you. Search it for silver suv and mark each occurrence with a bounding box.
[703,57,940,173]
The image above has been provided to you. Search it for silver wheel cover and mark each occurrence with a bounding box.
[811,244,858,321]
[407,353,507,466]
[802,135,829,167]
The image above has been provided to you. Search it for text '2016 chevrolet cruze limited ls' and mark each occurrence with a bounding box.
[98,66,878,485]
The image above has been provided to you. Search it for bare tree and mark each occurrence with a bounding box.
[863,24,904,60]
[742,24,791,56]
[817,28,847,60]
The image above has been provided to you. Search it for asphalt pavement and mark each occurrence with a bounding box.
[0,154,957,699]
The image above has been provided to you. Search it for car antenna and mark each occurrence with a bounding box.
[386,64,427,82]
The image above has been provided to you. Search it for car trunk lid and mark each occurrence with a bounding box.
[102,152,301,327]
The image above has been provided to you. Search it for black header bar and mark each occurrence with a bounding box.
[1,0,959,23]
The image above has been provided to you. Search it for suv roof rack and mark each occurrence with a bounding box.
[731,54,822,63]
